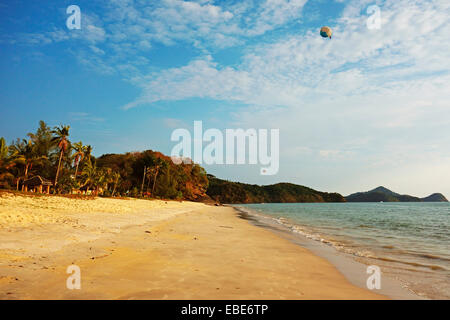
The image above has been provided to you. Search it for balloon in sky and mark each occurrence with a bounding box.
[320,26,332,39]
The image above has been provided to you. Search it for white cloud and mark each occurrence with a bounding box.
[69,112,105,123]
[163,118,188,129]
[123,0,450,110]
[246,0,308,36]
[117,0,450,195]
[5,0,449,195]
[5,0,310,76]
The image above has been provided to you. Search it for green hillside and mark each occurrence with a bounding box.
[206,175,345,204]
[346,186,448,202]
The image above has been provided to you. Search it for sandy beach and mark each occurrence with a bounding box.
[0,192,385,300]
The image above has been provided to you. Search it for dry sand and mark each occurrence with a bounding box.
[0,192,385,299]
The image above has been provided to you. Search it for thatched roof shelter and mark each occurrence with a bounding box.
[23,176,53,193]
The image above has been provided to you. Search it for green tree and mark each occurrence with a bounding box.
[156,165,179,198]
[27,121,53,158]
[111,172,121,197]
[81,157,96,194]
[96,167,111,195]
[151,158,167,196]
[81,158,109,195]
[0,138,16,187]
[0,138,9,166]
[72,141,86,179]
[10,139,47,190]
[85,145,93,162]
[52,125,70,186]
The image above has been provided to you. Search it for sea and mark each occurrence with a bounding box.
[233,202,450,299]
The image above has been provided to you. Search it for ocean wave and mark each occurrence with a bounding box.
[408,252,450,263]
[233,205,450,272]
[264,213,380,259]
[375,257,448,271]
[233,204,450,299]
[357,224,374,229]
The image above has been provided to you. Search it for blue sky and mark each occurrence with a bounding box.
[1,0,449,197]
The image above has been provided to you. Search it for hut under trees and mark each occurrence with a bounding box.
[22,176,53,193]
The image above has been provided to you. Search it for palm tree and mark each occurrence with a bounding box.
[95,168,109,195]
[85,145,93,162]
[111,172,121,197]
[0,138,10,170]
[80,158,108,195]
[9,139,47,190]
[151,158,166,196]
[81,158,96,194]
[52,125,70,186]
[27,121,53,158]
[72,141,86,179]
[0,138,16,185]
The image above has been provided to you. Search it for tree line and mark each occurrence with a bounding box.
[0,121,209,200]
[207,175,345,203]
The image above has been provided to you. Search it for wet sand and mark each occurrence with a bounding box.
[0,192,385,299]
[234,208,423,300]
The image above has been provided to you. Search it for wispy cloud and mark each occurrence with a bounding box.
[124,0,450,110]
[69,112,105,123]
[163,118,187,129]
[3,0,449,196]
[4,0,310,77]
[114,0,449,195]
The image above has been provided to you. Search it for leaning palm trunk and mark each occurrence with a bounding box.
[112,175,120,197]
[21,164,30,191]
[54,149,63,186]
[151,168,159,196]
[74,160,80,180]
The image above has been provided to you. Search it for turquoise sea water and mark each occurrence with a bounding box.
[235,202,450,299]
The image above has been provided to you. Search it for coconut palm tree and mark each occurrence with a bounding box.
[80,158,106,194]
[95,168,110,195]
[0,138,16,186]
[52,125,70,186]
[111,172,121,197]
[27,121,53,158]
[81,158,95,192]
[0,138,10,170]
[85,145,93,162]
[72,141,86,179]
[9,139,47,190]
[151,158,167,196]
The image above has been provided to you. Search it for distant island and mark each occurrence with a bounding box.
[345,186,448,202]
[206,175,345,204]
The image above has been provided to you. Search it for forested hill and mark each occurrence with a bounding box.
[8,121,444,204]
[206,175,346,204]
[0,120,342,203]
[345,186,448,202]
[0,121,211,200]
[96,151,209,200]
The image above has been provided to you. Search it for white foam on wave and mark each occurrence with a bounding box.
[264,211,379,259]
[234,205,379,259]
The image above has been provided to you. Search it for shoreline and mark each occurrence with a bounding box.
[1,192,385,299]
[231,205,423,300]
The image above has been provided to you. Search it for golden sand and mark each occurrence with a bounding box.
[0,192,385,299]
